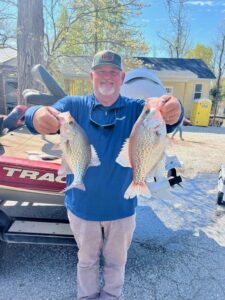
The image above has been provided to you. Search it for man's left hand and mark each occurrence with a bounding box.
[157,95,181,125]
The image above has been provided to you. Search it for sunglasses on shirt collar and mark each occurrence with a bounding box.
[89,103,117,129]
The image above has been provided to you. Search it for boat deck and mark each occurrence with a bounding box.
[0,125,61,162]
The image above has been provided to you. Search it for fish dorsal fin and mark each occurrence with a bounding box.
[90,145,101,166]
[116,139,132,168]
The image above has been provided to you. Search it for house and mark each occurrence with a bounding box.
[0,51,217,119]
[0,47,17,114]
[59,56,93,95]
[137,57,216,118]
[60,56,216,119]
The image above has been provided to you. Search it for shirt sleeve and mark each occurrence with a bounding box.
[24,96,75,133]
[166,101,184,134]
[24,105,42,134]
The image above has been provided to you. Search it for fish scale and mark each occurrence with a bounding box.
[57,111,100,192]
[134,132,160,183]
[66,139,89,182]
[116,101,167,199]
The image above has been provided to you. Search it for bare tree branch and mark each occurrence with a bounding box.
[158,0,189,58]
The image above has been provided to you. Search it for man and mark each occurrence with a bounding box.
[171,117,191,141]
[25,50,183,300]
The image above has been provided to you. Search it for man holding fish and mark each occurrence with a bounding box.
[25,50,183,300]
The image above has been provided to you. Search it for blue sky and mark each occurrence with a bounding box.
[139,0,225,57]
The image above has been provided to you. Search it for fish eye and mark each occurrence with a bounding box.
[69,121,73,125]
[145,109,150,114]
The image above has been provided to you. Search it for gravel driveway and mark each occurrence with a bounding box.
[167,125,225,176]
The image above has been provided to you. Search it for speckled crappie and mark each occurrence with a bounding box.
[116,100,167,199]
[57,112,100,192]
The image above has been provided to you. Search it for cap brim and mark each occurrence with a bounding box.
[91,63,122,70]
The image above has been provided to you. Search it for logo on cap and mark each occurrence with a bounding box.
[101,52,114,62]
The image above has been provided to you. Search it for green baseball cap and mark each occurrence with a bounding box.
[91,50,123,70]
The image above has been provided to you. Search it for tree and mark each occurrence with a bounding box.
[185,44,213,68]
[1,0,149,69]
[17,0,44,104]
[0,0,17,47]
[210,29,225,124]
[158,0,189,58]
[1,0,149,97]
[43,0,149,69]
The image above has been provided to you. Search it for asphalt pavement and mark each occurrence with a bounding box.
[1,173,225,300]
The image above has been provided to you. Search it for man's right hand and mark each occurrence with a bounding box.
[33,106,60,134]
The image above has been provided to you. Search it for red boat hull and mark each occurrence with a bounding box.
[0,156,66,193]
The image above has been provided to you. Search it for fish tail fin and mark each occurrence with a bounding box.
[60,181,86,193]
[124,181,151,199]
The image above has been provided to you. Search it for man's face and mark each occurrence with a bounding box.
[90,65,125,101]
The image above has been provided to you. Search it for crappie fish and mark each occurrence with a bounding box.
[57,111,100,192]
[116,100,167,199]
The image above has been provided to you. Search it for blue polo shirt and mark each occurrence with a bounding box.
[25,94,183,221]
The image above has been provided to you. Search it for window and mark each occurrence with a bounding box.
[194,84,202,99]
[165,86,173,95]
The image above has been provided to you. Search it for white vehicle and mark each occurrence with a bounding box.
[120,67,166,98]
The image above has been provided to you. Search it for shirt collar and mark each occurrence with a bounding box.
[92,94,126,110]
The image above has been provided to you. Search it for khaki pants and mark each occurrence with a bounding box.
[67,210,136,300]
